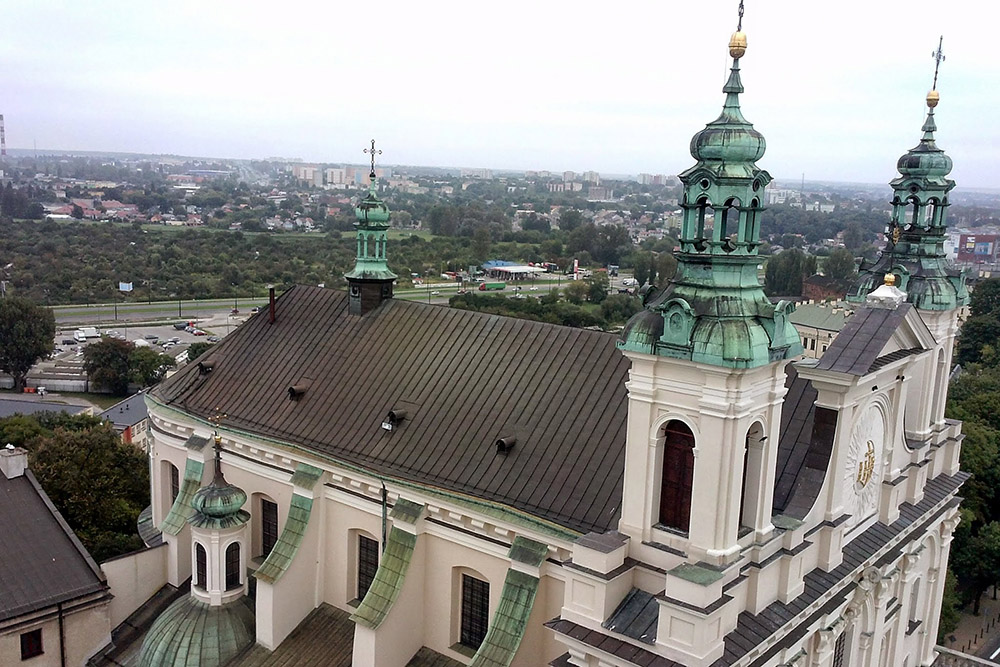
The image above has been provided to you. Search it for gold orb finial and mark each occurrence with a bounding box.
[926,89,940,108]
[729,31,747,59]
[883,273,897,287]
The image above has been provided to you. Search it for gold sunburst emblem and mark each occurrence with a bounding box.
[856,440,876,487]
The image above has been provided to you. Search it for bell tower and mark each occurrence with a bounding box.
[345,139,397,315]
[848,37,966,438]
[617,5,801,567]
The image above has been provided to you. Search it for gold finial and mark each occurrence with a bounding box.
[883,273,897,287]
[209,407,227,444]
[928,36,945,108]
[729,0,747,58]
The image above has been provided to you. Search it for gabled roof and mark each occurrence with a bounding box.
[814,304,928,376]
[152,286,631,535]
[0,470,109,622]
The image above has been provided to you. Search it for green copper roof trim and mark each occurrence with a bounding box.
[290,462,324,490]
[469,569,539,667]
[147,396,581,542]
[350,526,417,629]
[159,458,205,536]
[254,494,313,585]
[137,594,254,667]
[508,536,548,567]
[183,434,211,451]
[188,508,250,531]
[390,497,425,524]
[669,562,724,587]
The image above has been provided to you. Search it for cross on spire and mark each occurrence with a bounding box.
[209,407,227,479]
[736,0,744,31]
[931,36,945,90]
[364,139,382,177]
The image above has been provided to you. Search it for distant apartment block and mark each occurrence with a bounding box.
[586,186,614,201]
[581,170,600,184]
[461,168,493,180]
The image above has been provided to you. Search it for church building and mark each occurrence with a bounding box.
[135,14,968,667]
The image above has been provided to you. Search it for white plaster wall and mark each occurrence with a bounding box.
[0,603,111,667]
[101,544,167,627]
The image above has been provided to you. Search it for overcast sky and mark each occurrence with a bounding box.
[4,1,997,187]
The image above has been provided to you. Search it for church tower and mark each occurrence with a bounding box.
[345,140,397,315]
[617,3,801,573]
[848,38,966,439]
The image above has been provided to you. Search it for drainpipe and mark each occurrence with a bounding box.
[58,602,66,667]
[381,482,388,554]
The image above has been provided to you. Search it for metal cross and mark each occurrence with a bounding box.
[931,36,945,90]
[209,407,227,477]
[364,139,382,176]
[736,0,744,31]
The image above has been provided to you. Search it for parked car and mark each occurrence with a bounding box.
[207,336,221,342]
[173,322,188,330]
[193,330,207,336]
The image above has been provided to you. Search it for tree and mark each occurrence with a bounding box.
[20,416,149,561]
[564,280,589,305]
[765,249,815,296]
[822,247,857,283]
[956,315,1000,366]
[71,203,84,219]
[559,208,584,232]
[970,278,1000,318]
[586,272,609,304]
[0,297,55,391]
[84,338,134,394]
[129,347,176,387]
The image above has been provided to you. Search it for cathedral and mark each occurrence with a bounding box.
[135,12,967,667]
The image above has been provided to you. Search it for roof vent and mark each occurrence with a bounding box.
[382,409,407,431]
[198,360,215,374]
[288,384,309,400]
[496,436,517,454]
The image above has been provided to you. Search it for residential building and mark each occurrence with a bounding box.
[0,446,113,667]
[101,392,150,449]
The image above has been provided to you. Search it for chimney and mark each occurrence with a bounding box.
[1,444,28,479]
[269,285,276,324]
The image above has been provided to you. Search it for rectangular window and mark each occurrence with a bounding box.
[21,628,43,660]
[261,499,278,557]
[170,465,180,503]
[357,535,379,601]
[460,574,490,650]
[832,632,847,667]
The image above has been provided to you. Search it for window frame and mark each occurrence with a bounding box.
[459,573,490,650]
[195,542,207,590]
[225,541,241,590]
[20,628,43,661]
[261,498,278,558]
[357,534,379,601]
[658,420,695,534]
[169,463,180,503]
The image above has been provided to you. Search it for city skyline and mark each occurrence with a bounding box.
[4,1,997,187]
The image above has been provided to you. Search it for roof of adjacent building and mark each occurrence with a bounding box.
[787,302,852,332]
[0,468,109,622]
[0,398,87,420]
[101,391,149,429]
[152,286,631,536]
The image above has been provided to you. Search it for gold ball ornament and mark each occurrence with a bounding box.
[729,31,747,59]
[926,89,940,108]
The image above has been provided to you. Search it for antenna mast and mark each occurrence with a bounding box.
[0,115,6,157]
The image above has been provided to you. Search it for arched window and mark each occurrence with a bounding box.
[169,464,179,503]
[225,542,241,590]
[195,543,207,590]
[659,421,695,533]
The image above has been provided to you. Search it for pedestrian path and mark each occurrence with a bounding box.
[943,593,1000,663]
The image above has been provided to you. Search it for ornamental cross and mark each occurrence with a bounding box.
[931,36,945,90]
[736,0,744,31]
[209,407,227,476]
[364,139,382,177]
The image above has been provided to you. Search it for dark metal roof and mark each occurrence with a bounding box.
[153,286,631,535]
[772,366,836,518]
[100,391,149,429]
[0,470,109,622]
[0,398,87,419]
[814,305,913,375]
[228,603,462,667]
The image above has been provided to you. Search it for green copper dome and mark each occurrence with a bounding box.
[689,62,766,171]
[138,595,255,667]
[189,479,250,529]
[896,109,953,180]
[355,185,391,225]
